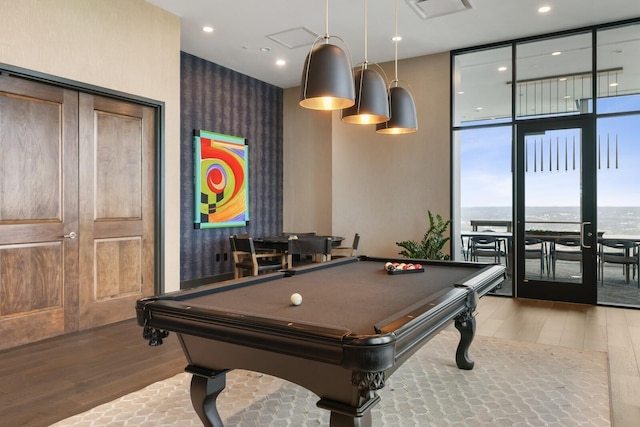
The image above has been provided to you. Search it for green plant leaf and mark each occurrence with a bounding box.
[396,210,451,260]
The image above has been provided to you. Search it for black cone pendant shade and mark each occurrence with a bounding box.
[341,67,390,124]
[376,86,418,134]
[299,42,355,111]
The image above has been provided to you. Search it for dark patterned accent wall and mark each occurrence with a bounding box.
[180,52,283,283]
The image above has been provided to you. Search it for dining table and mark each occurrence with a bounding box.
[254,234,345,251]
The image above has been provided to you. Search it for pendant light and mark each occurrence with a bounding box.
[300,0,355,111]
[376,0,418,134]
[341,0,390,124]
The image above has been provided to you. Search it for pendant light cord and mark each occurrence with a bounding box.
[394,0,399,86]
[364,0,368,65]
[324,0,329,41]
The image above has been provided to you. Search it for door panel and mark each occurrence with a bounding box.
[94,237,142,300]
[78,94,155,329]
[515,118,597,304]
[0,243,62,314]
[0,75,156,349]
[0,76,79,350]
[95,110,143,219]
[0,94,62,220]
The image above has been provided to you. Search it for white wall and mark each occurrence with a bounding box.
[284,52,452,258]
[0,0,182,292]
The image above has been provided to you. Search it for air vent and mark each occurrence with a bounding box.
[405,0,473,19]
[266,27,319,49]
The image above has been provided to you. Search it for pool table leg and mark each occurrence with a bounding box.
[189,370,227,427]
[318,392,380,427]
[329,411,372,427]
[454,307,476,370]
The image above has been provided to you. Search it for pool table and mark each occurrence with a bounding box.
[136,256,505,427]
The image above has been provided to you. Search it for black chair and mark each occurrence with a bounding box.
[287,236,332,267]
[550,238,582,280]
[332,233,360,258]
[469,233,507,267]
[599,239,639,288]
[524,237,547,278]
[229,235,286,278]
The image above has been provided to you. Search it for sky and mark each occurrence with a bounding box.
[458,99,640,209]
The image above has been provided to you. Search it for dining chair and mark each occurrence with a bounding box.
[469,233,507,267]
[599,239,639,287]
[524,237,547,278]
[229,235,286,279]
[550,238,582,280]
[331,233,360,258]
[287,236,332,267]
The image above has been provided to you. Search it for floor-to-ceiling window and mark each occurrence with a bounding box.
[452,19,640,307]
[596,23,640,305]
[451,46,514,296]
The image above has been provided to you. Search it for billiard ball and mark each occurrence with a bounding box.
[290,293,302,306]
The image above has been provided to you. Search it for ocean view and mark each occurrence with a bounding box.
[460,206,640,235]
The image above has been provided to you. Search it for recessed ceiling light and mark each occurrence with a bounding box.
[202,26,214,33]
[552,51,562,56]
[457,91,465,95]
[260,47,271,52]
[538,6,551,13]
[498,66,507,72]
[276,59,286,66]
[564,95,571,99]
[610,82,619,87]
[475,107,483,111]
[392,36,402,42]
[559,77,567,81]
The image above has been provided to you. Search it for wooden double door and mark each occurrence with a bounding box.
[0,75,156,350]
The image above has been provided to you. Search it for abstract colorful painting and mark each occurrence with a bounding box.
[193,130,249,228]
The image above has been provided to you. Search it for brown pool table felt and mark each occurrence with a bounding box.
[178,260,479,335]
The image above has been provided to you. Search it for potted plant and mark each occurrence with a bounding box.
[396,211,451,260]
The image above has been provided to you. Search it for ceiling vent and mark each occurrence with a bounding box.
[266,27,319,49]
[405,0,473,19]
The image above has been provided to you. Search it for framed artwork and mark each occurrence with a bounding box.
[193,130,249,229]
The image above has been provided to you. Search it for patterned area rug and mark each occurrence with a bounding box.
[51,331,610,426]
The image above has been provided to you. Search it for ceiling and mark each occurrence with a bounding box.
[146,0,640,89]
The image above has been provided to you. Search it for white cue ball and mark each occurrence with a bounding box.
[290,293,302,306]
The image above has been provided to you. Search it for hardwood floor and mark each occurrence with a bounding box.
[0,297,638,426]
[0,319,185,427]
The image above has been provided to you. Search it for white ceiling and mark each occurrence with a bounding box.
[146,0,640,89]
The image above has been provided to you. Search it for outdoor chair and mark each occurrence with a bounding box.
[550,238,582,280]
[469,233,508,267]
[524,237,548,278]
[599,239,639,288]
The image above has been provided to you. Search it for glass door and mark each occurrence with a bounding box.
[515,118,597,304]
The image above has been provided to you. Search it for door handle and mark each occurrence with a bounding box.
[63,231,78,240]
[581,222,591,249]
